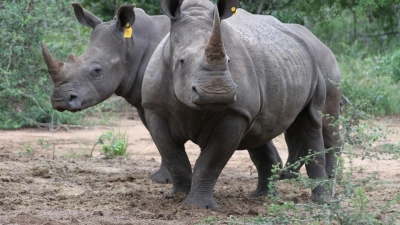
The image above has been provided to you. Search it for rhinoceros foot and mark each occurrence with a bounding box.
[249,188,277,197]
[182,194,219,211]
[150,167,171,184]
[311,186,332,204]
[280,171,299,180]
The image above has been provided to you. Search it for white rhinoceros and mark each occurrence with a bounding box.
[41,3,285,187]
[142,0,341,210]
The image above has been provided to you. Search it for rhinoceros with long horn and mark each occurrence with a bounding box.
[142,0,341,210]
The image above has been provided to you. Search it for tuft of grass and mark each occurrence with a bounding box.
[95,130,129,159]
[19,143,35,156]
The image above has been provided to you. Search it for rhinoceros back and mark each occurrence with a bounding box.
[221,9,324,146]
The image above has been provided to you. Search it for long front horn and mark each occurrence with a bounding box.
[41,41,64,78]
[205,5,226,63]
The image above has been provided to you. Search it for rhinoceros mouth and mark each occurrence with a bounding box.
[196,103,229,111]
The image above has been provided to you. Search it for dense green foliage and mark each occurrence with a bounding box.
[0,0,90,129]
[0,0,399,129]
[80,0,162,21]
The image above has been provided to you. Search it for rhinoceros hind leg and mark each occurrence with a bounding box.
[248,141,282,197]
[285,91,331,202]
[322,90,342,178]
[150,161,171,184]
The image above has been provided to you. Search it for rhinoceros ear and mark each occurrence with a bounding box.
[71,3,103,29]
[161,0,183,20]
[115,5,136,31]
[216,0,239,20]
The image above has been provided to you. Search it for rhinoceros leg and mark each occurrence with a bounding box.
[182,115,248,210]
[137,108,173,184]
[145,111,192,194]
[282,82,342,180]
[322,87,342,178]
[284,87,331,203]
[248,141,283,197]
[151,161,171,184]
[281,132,303,180]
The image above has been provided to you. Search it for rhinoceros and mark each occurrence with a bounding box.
[40,3,283,185]
[41,3,177,183]
[142,0,340,210]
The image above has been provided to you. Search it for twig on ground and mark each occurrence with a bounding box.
[51,111,55,160]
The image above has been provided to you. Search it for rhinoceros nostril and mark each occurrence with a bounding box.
[69,94,78,104]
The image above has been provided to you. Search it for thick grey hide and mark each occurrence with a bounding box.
[142,0,340,210]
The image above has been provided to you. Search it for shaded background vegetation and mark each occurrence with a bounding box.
[0,0,400,129]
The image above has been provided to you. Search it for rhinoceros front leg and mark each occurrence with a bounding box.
[182,116,248,210]
[248,141,283,197]
[145,111,192,194]
[151,161,171,184]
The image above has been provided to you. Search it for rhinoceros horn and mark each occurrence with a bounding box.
[41,41,64,79]
[205,6,226,64]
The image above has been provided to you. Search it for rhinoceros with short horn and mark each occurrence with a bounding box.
[41,3,174,183]
[142,0,333,210]
[42,3,169,118]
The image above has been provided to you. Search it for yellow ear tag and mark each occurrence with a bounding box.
[124,23,132,38]
[231,7,237,15]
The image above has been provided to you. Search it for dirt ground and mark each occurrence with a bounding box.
[0,107,399,224]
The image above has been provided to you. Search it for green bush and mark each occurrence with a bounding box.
[0,0,90,129]
[97,130,129,159]
[339,53,400,116]
[199,94,400,224]
[389,49,400,83]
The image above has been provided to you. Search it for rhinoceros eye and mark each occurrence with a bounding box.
[179,59,185,64]
[90,64,102,80]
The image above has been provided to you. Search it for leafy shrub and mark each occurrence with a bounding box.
[201,95,400,224]
[97,130,129,159]
[339,53,400,116]
[389,49,400,83]
[80,0,163,21]
[0,0,90,129]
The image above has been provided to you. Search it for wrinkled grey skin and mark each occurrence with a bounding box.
[41,3,175,184]
[41,3,285,186]
[154,23,343,183]
[281,24,342,179]
[142,0,332,210]
[42,4,169,123]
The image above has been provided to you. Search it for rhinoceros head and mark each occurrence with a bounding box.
[42,3,135,112]
[161,0,238,111]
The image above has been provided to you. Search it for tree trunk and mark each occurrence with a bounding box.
[257,1,264,14]
[392,4,400,41]
[352,10,358,43]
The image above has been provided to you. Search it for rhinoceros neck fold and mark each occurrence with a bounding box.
[116,13,171,108]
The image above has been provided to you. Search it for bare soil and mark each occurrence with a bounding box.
[0,107,399,224]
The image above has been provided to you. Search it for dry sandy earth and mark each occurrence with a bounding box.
[0,106,399,224]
